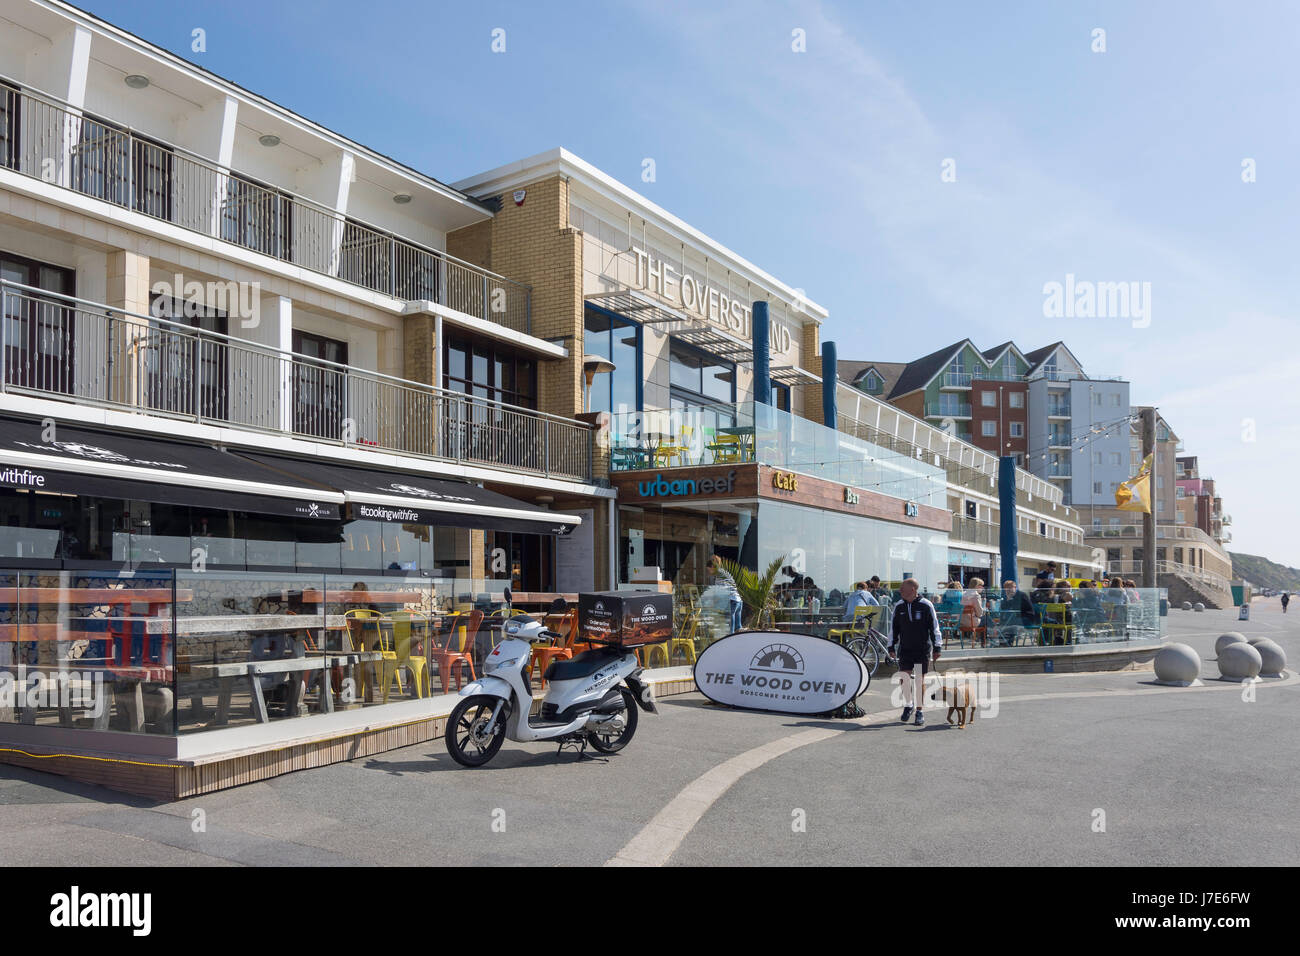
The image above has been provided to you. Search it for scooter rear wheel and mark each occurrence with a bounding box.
[587,688,638,754]
[446,695,506,767]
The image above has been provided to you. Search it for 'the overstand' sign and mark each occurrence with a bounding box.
[693,631,869,715]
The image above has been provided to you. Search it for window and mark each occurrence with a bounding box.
[1039,521,1047,536]
[668,337,735,407]
[1092,517,1102,529]
[1110,452,1121,466]
[72,114,174,218]
[583,308,639,416]
[1008,392,1024,409]
[861,370,883,394]
[1094,392,1103,406]
[981,421,996,437]
[443,335,537,409]
[148,293,229,420]
[1,81,19,171]
[1003,354,1017,379]
[770,380,791,412]
[1176,486,1186,498]
[1094,452,1103,465]
[965,501,977,519]
[224,173,293,260]
[1110,517,1120,528]
[1093,482,1102,495]
[292,330,348,440]
[1111,394,1121,407]
[1,250,76,395]
[980,391,996,407]
[1009,421,1024,438]
[1110,482,1119,496]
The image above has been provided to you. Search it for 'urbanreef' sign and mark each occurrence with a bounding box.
[636,470,736,499]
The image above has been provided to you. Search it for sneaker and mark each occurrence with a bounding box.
[914,710,925,727]
[900,706,913,723]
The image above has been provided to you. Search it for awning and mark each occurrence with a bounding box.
[0,415,342,520]
[234,452,581,536]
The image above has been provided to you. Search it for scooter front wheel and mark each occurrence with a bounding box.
[446,695,507,767]
[587,688,638,754]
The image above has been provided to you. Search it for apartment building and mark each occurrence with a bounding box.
[0,0,607,589]
[844,340,1131,508]
[1176,454,1232,547]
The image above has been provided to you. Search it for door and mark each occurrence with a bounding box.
[146,295,229,420]
[292,330,348,440]
[1,253,76,395]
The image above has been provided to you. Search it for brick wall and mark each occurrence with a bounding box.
[801,322,823,425]
[447,174,584,421]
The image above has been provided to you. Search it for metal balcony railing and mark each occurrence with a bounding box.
[1046,403,1071,417]
[924,401,972,418]
[0,282,589,480]
[950,516,1097,564]
[0,78,530,333]
[941,372,972,388]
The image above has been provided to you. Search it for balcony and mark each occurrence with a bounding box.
[941,372,972,389]
[609,401,948,507]
[0,80,530,333]
[1048,432,1071,448]
[1047,465,1071,478]
[1046,403,1071,418]
[924,401,972,418]
[0,282,589,480]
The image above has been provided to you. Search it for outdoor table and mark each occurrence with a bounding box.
[0,586,193,731]
[188,649,384,726]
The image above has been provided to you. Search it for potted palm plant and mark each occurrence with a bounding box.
[714,555,786,629]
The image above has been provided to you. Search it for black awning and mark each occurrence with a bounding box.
[0,415,342,520]
[235,452,581,536]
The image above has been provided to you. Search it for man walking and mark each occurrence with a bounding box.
[888,578,942,726]
[1283,592,1290,614]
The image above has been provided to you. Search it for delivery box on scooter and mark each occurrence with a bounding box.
[578,590,673,647]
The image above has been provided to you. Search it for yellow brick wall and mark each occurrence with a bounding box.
[447,174,584,421]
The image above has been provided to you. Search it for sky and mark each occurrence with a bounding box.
[79,0,1300,567]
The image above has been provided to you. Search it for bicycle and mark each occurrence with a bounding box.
[843,626,895,677]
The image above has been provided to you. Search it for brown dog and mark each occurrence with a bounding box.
[938,672,977,728]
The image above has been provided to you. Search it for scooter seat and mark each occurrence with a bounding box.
[544,645,625,682]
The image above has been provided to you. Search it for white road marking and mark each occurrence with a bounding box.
[608,667,1297,867]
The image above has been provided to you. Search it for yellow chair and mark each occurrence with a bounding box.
[638,642,671,668]
[381,610,430,701]
[1040,604,1073,645]
[827,605,879,645]
[345,608,398,701]
[668,611,699,665]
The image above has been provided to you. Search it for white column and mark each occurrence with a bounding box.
[51,25,91,188]
[326,150,355,277]
[210,95,239,237]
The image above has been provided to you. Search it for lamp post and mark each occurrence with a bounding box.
[582,355,616,414]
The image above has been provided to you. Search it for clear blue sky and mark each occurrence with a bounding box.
[82,0,1300,568]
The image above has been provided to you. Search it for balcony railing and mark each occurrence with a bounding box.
[0,78,530,333]
[1048,432,1071,447]
[949,516,1097,564]
[924,401,972,418]
[0,282,588,480]
[1046,403,1071,417]
[941,372,972,388]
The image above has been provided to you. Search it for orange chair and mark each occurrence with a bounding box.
[958,606,987,648]
[431,609,481,693]
[530,610,577,688]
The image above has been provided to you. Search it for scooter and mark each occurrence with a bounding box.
[444,593,658,767]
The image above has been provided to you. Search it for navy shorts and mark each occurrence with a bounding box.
[896,653,931,675]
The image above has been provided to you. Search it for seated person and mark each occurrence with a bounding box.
[842,582,880,623]
[996,580,1037,644]
[939,581,965,610]
[1072,579,1105,630]
[959,576,992,637]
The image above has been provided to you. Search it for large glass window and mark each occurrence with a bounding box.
[292,330,348,440]
[583,308,640,415]
[668,338,735,407]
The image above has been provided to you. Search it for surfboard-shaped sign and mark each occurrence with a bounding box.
[693,631,870,715]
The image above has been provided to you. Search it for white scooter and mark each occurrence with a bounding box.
[444,593,658,767]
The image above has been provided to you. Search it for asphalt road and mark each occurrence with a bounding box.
[1,599,1295,866]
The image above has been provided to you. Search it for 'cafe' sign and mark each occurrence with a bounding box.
[631,246,794,356]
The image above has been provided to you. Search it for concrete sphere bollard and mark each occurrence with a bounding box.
[1218,642,1262,681]
[1215,632,1247,656]
[1247,638,1287,677]
[1194,602,1205,612]
[1181,601,1193,611]
[1153,643,1200,685]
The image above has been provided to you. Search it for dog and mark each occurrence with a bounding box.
[937,672,977,728]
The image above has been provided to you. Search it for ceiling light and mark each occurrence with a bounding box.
[124,74,150,89]
[258,133,281,147]
[393,193,412,205]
